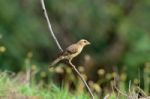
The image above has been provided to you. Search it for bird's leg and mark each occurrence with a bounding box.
[69,59,74,69]
[69,59,72,63]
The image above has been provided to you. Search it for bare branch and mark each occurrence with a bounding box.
[40,0,94,98]
[69,60,95,99]
[40,0,63,52]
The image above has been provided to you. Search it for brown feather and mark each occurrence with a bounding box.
[63,44,79,55]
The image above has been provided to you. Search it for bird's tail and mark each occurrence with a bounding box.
[49,56,64,68]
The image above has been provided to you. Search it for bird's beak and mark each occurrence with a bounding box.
[87,41,91,45]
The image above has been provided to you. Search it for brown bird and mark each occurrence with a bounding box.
[50,39,90,67]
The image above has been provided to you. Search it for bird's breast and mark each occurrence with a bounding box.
[72,47,83,57]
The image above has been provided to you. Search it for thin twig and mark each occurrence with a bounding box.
[137,87,147,96]
[40,0,95,98]
[69,60,95,99]
[128,80,131,94]
[113,80,131,98]
[114,85,128,97]
[40,0,63,52]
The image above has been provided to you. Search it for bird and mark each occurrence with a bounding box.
[49,39,90,67]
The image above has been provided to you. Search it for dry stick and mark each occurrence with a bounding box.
[40,0,63,52]
[113,80,131,98]
[128,80,131,94]
[69,60,95,99]
[114,85,128,97]
[40,0,95,98]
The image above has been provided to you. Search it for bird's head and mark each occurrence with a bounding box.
[77,39,91,46]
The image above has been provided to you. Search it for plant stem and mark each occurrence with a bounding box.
[69,60,95,99]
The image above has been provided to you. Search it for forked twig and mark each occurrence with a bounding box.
[114,85,128,97]
[113,79,131,98]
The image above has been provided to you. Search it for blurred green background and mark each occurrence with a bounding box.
[0,0,150,97]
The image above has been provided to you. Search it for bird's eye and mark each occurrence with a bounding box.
[83,40,86,43]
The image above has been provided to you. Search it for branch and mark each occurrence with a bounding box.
[69,60,95,99]
[40,0,94,98]
[40,0,63,52]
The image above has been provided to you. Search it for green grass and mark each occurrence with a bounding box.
[0,72,91,99]
[0,72,148,99]
[18,84,90,99]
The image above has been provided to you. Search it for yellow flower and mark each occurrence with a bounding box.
[120,73,127,81]
[0,46,6,53]
[106,73,112,79]
[31,65,37,71]
[112,72,118,78]
[66,67,72,74]
[133,79,139,84]
[144,62,150,73]
[78,66,84,72]
[27,52,33,58]
[55,66,64,74]
[93,83,101,93]
[88,81,94,87]
[84,54,91,61]
[40,71,47,78]
[97,69,105,76]
[49,67,55,72]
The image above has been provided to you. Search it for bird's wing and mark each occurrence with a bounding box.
[63,44,79,56]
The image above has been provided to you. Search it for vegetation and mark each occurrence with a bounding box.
[0,70,149,99]
[0,72,90,99]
